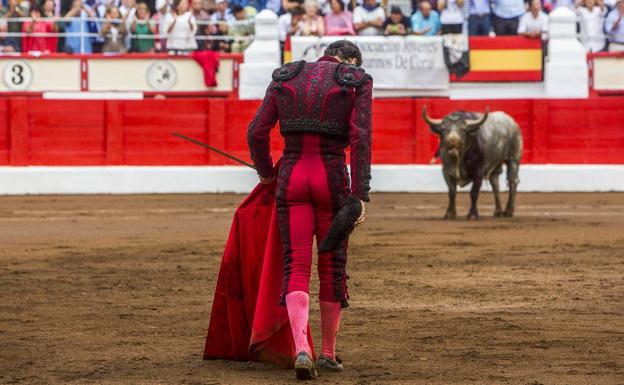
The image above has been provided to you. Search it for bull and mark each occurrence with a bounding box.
[422,107,523,220]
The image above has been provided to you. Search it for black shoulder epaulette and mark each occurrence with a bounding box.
[272,60,306,82]
[334,62,372,88]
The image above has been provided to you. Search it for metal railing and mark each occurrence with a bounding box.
[0,16,255,54]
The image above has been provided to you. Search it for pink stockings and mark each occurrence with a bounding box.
[285,291,342,360]
[320,300,341,360]
[286,291,312,356]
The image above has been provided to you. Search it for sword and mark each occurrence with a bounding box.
[172,132,256,170]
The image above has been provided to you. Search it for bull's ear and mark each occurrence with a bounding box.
[422,106,443,135]
[465,107,489,133]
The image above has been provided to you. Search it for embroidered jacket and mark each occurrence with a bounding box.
[247,55,373,201]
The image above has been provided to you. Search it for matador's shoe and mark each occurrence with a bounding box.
[294,352,317,380]
[316,355,344,372]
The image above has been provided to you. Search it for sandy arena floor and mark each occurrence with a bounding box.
[0,192,623,385]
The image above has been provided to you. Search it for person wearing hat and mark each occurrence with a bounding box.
[383,5,410,35]
[605,0,624,51]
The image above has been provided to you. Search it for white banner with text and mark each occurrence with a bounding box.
[290,36,450,90]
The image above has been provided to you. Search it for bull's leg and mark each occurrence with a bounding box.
[490,173,503,217]
[504,162,519,217]
[444,173,457,220]
[467,174,483,220]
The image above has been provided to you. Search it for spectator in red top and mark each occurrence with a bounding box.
[22,5,58,53]
[41,0,59,52]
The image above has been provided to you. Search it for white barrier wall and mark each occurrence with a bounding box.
[1,165,624,194]
[544,7,589,98]
[0,55,236,94]
[239,10,281,100]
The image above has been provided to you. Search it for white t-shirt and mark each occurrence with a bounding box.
[440,0,464,25]
[578,6,607,52]
[517,11,548,39]
[163,11,198,50]
[353,6,385,36]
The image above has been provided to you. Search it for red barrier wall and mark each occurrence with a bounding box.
[1,97,623,166]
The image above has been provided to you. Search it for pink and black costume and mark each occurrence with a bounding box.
[247,56,373,309]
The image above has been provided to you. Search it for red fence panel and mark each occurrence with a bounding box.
[0,97,622,166]
[0,100,9,165]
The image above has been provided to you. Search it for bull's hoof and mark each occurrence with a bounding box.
[494,211,504,218]
[503,210,514,218]
[444,212,457,220]
[467,212,479,220]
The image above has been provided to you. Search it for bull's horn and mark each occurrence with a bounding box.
[466,107,489,128]
[422,106,442,126]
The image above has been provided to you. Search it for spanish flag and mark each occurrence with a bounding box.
[283,36,292,64]
[453,36,543,82]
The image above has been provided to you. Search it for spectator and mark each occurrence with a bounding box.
[64,0,94,53]
[164,0,198,52]
[101,6,127,52]
[152,0,170,51]
[192,0,210,48]
[119,0,137,51]
[229,4,253,52]
[492,0,525,35]
[605,0,624,51]
[282,0,306,13]
[131,2,155,52]
[0,19,18,52]
[438,0,464,34]
[548,0,576,10]
[209,0,233,50]
[22,4,58,53]
[83,0,105,52]
[353,0,385,35]
[518,0,548,39]
[324,0,355,35]
[277,6,304,42]
[300,0,324,35]
[383,5,410,35]
[412,0,439,14]
[317,0,349,14]
[576,0,606,52]
[468,0,491,35]
[2,0,25,52]
[192,0,210,25]
[41,0,59,52]
[264,0,282,14]
[411,0,441,34]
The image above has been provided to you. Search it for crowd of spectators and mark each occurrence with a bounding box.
[273,0,623,51]
[0,0,255,53]
[0,0,622,54]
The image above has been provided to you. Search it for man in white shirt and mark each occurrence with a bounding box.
[517,0,548,40]
[353,0,385,35]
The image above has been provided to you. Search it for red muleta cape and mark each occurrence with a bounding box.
[203,168,315,368]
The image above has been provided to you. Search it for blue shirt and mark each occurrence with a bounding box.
[411,10,441,35]
[64,16,93,54]
[470,0,490,15]
[493,0,524,18]
[605,9,624,43]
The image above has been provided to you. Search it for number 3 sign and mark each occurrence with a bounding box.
[3,60,33,91]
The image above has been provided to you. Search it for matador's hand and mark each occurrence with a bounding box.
[354,200,366,227]
[259,174,276,184]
